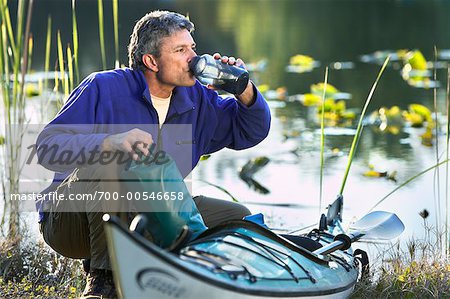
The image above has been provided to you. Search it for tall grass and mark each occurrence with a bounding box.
[446,65,450,258]
[39,15,51,121]
[56,30,68,102]
[339,56,390,196]
[432,46,441,237]
[72,0,79,84]
[97,0,106,70]
[352,233,450,298]
[113,0,119,68]
[0,0,34,239]
[26,34,33,74]
[318,67,328,214]
[368,158,450,212]
[67,45,74,92]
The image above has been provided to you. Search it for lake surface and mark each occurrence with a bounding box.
[4,0,450,252]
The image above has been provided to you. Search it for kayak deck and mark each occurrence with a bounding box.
[105,217,359,299]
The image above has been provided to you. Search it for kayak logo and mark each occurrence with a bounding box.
[136,267,186,298]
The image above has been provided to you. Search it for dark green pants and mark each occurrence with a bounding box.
[39,164,250,270]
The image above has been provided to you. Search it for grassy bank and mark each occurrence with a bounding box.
[0,237,84,298]
[352,238,450,298]
[1,235,448,298]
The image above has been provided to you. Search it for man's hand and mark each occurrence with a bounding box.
[101,128,153,161]
[211,53,255,107]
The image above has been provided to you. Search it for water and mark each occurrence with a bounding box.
[3,0,450,250]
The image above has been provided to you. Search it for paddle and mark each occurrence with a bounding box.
[313,211,404,255]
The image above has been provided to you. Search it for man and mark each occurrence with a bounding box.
[36,10,270,298]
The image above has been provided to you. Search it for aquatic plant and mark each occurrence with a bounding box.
[0,0,34,239]
[352,222,450,298]
[72,0,79,84]
[97,0,106,70]
[339,56,390,196]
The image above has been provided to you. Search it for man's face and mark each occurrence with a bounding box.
[154,29,197,88]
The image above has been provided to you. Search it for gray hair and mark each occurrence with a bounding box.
[128,11,194,71]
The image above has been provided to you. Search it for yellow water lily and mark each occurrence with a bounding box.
[257,84,270,93]
[323,98,336,112]
[311,82,339,97]
[289,54,314,66]
[386,106,401,117]
[25,83,41,97]
[403,111,424,127]
[405,49,427,70]
[409,104,432,121]
[420,128,433,147]
[200,154,211,161]
[301,93,321,106]
[363,170,387,177]
[396,49,409,60]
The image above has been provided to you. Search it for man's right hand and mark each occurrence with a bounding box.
[101,128,153,161]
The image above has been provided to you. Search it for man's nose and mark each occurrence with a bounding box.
[188,49,197,61]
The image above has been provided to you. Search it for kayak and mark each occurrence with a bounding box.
[104,215,362,298]
[102,152,405,298]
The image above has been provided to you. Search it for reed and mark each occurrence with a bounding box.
[0,0,34,239]
[67,45,73,92]
[113,0,119,68]
[97,0,106,70]
[56,30,68,101]
[368,158,450,212]
[40,15,51,120]
[44,15,51,81]
[432,46,441,234]
[352,234,450,298]
[446,65,450,257]
[53,67,59,106]
[26,34,32,74]
[199,179,239,202]
[339,56,390,196]
[318,67,328,214]
[72,0,79,84]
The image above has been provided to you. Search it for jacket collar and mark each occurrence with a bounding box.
[137,69,195,116]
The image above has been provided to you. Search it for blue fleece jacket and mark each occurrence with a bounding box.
[36,68,270,222]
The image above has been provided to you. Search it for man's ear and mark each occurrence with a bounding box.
[142,54,158,72]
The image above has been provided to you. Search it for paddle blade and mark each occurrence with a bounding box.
[350,211,405,240]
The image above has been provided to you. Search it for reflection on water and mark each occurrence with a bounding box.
[5,0,450,246]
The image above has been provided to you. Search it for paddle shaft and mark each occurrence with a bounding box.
[313,231,364,255]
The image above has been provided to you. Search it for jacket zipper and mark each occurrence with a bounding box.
[142,96,195,151]
[158,108,195,151]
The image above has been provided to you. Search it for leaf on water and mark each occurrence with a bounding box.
[239,157,271,194]
[199,154,211,161]
[404,49,427,71]
[363,170,387,178]
[311,82,339,97]
[419,209,429,219]
[289,54,314,66]
[420,128,434,147]
[387,171,398,182]
[239,157,270,175]
[24,83,40,97]
[286,55,320,73]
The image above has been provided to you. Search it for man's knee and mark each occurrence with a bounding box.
[40,212,90,259]
[234,202,251,219]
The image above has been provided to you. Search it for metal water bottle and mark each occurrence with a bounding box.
[189,54,250,95]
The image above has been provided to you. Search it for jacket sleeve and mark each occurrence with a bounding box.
[203,83,271,154]
[36,74,109,172]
